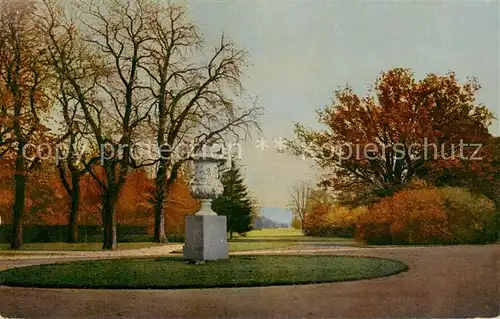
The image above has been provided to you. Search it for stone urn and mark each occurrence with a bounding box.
[188,154,230,215]
[183,154,230,261]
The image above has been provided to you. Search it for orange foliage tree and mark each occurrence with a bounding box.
[78,167,199,236]
[116,169,155,228]
[0,161,199,239]
[164,176,200,235]
[0,160,66,226]
[426,136,500,211]
[289,68,493,205]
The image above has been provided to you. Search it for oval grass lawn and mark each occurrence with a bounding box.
[0,255,408,289]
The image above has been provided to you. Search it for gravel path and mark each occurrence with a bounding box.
[0,244,183,270]
[0,244,498,318]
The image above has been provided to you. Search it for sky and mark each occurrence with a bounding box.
[185,0,499,208]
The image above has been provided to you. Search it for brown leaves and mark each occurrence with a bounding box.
[164,175,200,234]
[0,160,199,232]
[356,186,497,244]
[0,160,66,225]
[291,67,494,205]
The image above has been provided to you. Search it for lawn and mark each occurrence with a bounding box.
[0,255,408,289]
[0,229,358,253]
[228,228,357,251]
[164,228,358,254]
[169,241,304,254]
[242,228,355,242]
[0,242,164,252]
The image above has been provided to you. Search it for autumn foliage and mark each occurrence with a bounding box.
[0,162,66,225]
[302,190,365,238]
[0,160,199,237]
[291,68,493,205]
[290,67,499,245]
[355,184,497,245]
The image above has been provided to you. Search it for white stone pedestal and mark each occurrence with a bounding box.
[183,215,229,261]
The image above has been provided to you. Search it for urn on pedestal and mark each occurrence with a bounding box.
[183,154,230,261]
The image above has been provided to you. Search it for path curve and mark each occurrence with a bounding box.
[0,244,183,270]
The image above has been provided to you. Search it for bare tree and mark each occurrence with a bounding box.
[141,3,259,242]
[41,0,155,249]
[289,180,314,231]
[40,0,259,247]
[0,0,53,249]
[39,1,101,243]
[75,0,158,249]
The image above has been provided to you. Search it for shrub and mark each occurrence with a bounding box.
[302,199,337,237]
[355,187,498,245]
[0,224,150,243]
[327,205,366,238]
[166,234,185,243]
[405,178,431,190]
[439,187,497,243]
[303,195,364,238]
[356,188,449,244]
[291,217,302,230]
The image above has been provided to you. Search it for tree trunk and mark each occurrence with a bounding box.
[229,230,233,240]
[153,159,168,243]
[102,191,117,250]
[301,214,306,234]
[67,171,80,243]
[11,152,26,249]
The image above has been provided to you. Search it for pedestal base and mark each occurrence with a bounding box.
[183,215,228,261]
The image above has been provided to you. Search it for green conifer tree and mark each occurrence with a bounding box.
[212,159,255,239]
